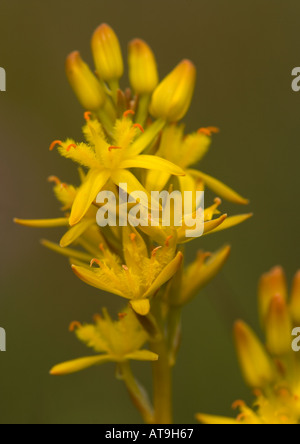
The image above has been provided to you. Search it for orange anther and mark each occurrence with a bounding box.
[93,313,102,322]
[133,123,145,133]
[130,233,137,242]
[99,243,105,252]
[108,146,122,152]
[90,258,101,267]
[152,246,162,257]
[84,111,92,121]
[165,235,173,247]
[47,176,61,185]
[123,109,135,118]
[118,313,128,320]
[122,265,129,271]
[232,400,246,410]
[236,413,246,422]
[67,143,77,152]
[198,127,220,136]
[49,140,62,151]
[69,321,82,332]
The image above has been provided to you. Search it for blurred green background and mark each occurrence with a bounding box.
[1,0,300,424]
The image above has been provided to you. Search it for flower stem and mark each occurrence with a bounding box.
[150,339,173,424]
[119,361,154,424]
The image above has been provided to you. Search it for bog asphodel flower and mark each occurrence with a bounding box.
[15,22,252,424]
[197,267,300,425]
[50,307,158,376]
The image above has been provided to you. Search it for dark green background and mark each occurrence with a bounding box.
[1,0,300,424]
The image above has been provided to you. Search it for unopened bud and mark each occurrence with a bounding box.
[91,23,124,81]
[128,39,158,94]
[66,51,106,111]
[234,320,273,388]
[258,266,287,327]
[266,294,292,356]
[149,59,196,122]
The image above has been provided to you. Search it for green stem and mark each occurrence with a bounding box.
[119,361,154,424]
[135,94,151,127]
[150,339,173,424]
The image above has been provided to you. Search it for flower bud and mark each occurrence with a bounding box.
[234,320,273,388]
[266,294,292,356]
[290,270,300,324]
[258,266,287,328]
[128,39,158,94]
[91,23,124,81]
[66,51,106,111]
[149,59,196,122]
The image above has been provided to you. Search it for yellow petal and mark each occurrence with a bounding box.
[71,264,125,298]
[58,140,100,170]
[130,299,151,316]
[41,239,92,262]
[258,266,287,328]
[14,218,69,228]
[125,350,159,362]
[129,118,166,156]
[50,355,112,375]
[112,169,151,209]
[196,413,238,425]
[70,169,110,226]
[145,170,171,192]
[290,270,300,323]
[120,155,185,177]
[181,246,231,305]
[143,252,183,299]
[60,219,95,248]
[189,169,249,205]
[128,39,159,94]
[205,213,253,235]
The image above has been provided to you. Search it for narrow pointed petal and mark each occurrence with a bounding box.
[196,413,238,425]
[120,155,185,176]
[14,218,69,228]
[181,246,231,304]
[60,219,95,247]
[112,169,151,208]
[125,350,159,362]
[205,213,253,235]
[265,294,292,356]
[145,170,171,192]
[50,355,113,375]
[71,264,125,297]
[189,169,249,205]
[41,239,92,262]
[70,169,110,226]
[143,252,183,299]
[130,299,151,316]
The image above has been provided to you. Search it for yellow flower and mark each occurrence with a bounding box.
[52,116,185,227]
[14,174,100,248]
[197,267,300,425]
[72,227,183,316]
[50,308,158,376]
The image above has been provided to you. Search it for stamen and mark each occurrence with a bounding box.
[133,123,145,133]
[69,321,82,332]
[253,389,262,398]
[123,109,135,118]
[118,313,127,320]
[198,127,220,136]
[122,265,129,271]
[108,146,122,152]
[236,413,246,422]
[232,400,246,410]
[99,243,105,252]
[67,143,77,152]
[49,140,62,151]
[90,258,101,267]
[165,235,173,247]
[47,176,61,185]
[84,111,92,121]
[151,246,162,257]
